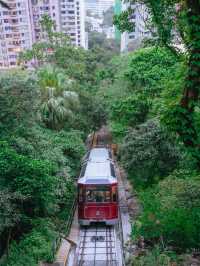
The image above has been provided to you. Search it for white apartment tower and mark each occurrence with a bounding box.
[85,0,114,17]
[0,0,86,68]
[121,2,151,52]
[60,0,86,48]
[0,0,33,68]
[31,0,86,47]
[31,0,61,41]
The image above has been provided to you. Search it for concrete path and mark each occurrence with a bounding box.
[55,209,79,266]
[115,161,132,244]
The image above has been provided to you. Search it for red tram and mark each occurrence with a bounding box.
[78,148,118,225]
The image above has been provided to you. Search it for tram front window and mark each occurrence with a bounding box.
[86,186,111,202]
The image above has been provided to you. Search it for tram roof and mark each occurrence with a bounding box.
[83,148,112,164]
[89,148,111,161]
[78,161,117,185]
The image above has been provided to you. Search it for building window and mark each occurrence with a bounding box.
[31,0,38,4]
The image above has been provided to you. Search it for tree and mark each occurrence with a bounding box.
[40,14,55,41]
[19,15,70,66]
[88,31,120,54]
[37,65,79,130]
[110,94,150,139]
[0,71,38,135]
[0,141,58,257]
[114,0,200,165]
[134,170,200,250]
[120,120,180,187]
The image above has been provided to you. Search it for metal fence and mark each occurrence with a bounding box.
[51,197,77,258]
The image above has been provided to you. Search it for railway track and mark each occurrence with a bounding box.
[76,224,120,266]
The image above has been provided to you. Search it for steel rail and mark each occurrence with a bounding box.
[77,225,119,266]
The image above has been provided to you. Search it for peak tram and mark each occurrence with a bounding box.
[78,148,119,225]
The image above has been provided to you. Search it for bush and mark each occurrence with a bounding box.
[0,140,76,262]
[0,71,38,135]
[134,170,200,250]
[0,141,58,219]
[5,220,57,266]
[120,120,180,187]
[110,94,150,129]
[124,47,179,97]
[9,126,85,177]
[131,246,179,266]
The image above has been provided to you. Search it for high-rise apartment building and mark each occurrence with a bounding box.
[85,0,114,17]
[0,0,86,68]
[0,0,33,68]
[31,0,61,42]
[60,0,86,48]
[121,2,151,52]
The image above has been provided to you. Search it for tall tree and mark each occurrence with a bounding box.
[114,0,200,164]
[38,65,79,130]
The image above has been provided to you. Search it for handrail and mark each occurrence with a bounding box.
[65,197,77,236]
[118,208,126,266]
[51,196,77,258]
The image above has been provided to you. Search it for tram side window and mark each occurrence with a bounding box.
[112,186,117,202]
[79,187,84,202]
[80,164,87,177]
[85,151,90,161]
[86,186,111,202]
[82,151,90,163]
[110,163,116,178]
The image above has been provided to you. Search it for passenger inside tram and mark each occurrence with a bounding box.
[86,187,111,202]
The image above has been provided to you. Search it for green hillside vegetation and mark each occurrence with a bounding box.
[1,4,200,264]
[0,16,109,266]
[112,1,200,262]
[97,44,200,264]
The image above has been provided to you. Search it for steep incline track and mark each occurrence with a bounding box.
[77,224,119,266]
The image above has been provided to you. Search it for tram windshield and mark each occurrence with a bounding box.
[86,186,111,203]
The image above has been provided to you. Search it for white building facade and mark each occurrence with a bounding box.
[60,0,86,48]
[121,2,151,52]
[0,0,86,68]
[85,0,114,17]
[30,0,61,42]
[0,0,33,68]
[86,16,103,33]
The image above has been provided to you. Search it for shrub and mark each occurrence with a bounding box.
[120,120,180,187]
[110,94,150,129]
[134,170,200,250]
[131,246,179,266]
[124,47,179,97]
[5,220,57,266]
[0,71,38,135]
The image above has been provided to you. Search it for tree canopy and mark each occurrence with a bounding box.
[114,0,200,165]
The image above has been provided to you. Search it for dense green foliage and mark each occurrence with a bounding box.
[98,47,181,139]
[114,0,200,165]
[4,221,57,266]
[134,170,200,250]
[98,41,200,262]
[2,6,200,264]
[120,120,180,188]
[132,246,179,266]
[0,71,83,266]
[0,15,109,266]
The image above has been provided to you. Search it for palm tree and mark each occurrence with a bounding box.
[38,65,79,130]
[0,1,11,9]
